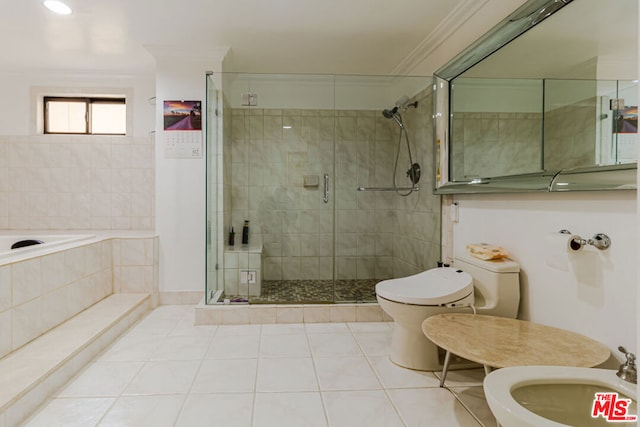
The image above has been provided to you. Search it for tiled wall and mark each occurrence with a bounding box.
[391,88,442,278]
[223,245,262,297]
[112,236,160,306]
[449,98,598,178]
[0,235,159,358]
[0,134,155,230]
[226,100,441,285]
[228,108,400,282]
[450,112,543,179]
[544,98,597,170]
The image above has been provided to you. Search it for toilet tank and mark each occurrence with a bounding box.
[452,254,520,318]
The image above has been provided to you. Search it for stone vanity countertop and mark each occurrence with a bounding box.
[422,313,610,368]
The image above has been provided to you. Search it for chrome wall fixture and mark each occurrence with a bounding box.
[560,229,612,250]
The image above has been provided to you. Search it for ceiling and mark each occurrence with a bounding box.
[1,0,471,75]
[463,0,638,80]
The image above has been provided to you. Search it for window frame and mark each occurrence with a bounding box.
[43,96,127,135]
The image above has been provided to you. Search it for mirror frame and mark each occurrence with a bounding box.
[433,0,637,194]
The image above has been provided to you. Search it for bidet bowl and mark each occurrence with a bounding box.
[484,366,637,427]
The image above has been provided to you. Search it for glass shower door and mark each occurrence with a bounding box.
[232,73,337,303]
[205,74,221,304]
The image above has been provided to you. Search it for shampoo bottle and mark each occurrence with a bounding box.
[242,220,249,245]
[228,227,235,246]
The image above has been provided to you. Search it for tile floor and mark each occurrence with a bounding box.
[21,305,497,427]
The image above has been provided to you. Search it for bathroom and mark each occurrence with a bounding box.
[0,0,638,425]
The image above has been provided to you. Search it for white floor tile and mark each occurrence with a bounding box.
[308,333,362,357]
[215,324,262,336]
[449,386,497,427]
[58,361,144,397]
[261,323,306,335]
[305,323,350,334]
[353,332,391,356]
[314,356,381,391]
[323,390,403,427]
[368,355,440,389]
[168,319,218,338]
[256,358,318,392]
[123,360,201,395]
[23,397,114,427]
[253,392,327,427]
[388,388,481,427]
[259,334,311,358]
[206,334,260,359]
[174,393,254,427]
[191,359,258,393]
[347,322,392,333]
[98,394,185,427]
[434,368,485,387]
[150,336,211,361]
[20,306,497,427]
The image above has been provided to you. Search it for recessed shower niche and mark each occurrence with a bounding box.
[205,73,440,304]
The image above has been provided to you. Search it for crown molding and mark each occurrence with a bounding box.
[391,0,490,75]
[144,45,230,63]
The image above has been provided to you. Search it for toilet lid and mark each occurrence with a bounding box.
[375,267,473,305]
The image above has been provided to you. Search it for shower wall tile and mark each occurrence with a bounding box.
[227,100,440,290]
[544,98,597,170]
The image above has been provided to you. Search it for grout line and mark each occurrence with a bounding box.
[353,328,408,427]
[307,323,335,426]
[447,386,491,427]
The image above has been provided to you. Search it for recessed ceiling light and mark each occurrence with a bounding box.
[43,0,72,15]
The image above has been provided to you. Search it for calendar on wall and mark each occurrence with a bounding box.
[163,100,203,159]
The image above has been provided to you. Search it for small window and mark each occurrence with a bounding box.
[44,97,126,135]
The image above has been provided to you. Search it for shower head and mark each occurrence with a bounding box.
[382,107,398,119]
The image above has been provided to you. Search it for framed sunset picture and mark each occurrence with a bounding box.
[163,100,202,131]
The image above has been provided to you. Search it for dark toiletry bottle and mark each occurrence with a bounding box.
[228,227,235,246]
[242,220,249,245]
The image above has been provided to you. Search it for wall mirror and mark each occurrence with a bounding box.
[434,0,638,194]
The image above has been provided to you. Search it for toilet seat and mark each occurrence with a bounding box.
[375,267,473,306]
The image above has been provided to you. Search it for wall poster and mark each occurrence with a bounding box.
[163,100,202,158]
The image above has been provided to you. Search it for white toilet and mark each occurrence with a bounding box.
[376,254,520,371]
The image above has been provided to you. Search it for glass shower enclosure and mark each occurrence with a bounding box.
[205,73,440,305]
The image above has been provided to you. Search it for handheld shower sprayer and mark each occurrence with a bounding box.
[379,95,420,196]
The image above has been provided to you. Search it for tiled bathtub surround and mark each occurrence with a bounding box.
[112,236,160,306]
[0,235,159,359]
[0,240,113,358]
[0,134,155,231]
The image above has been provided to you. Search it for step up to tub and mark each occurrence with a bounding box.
[0,293,151,427]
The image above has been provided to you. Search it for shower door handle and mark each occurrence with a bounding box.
[323,173,329,203]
